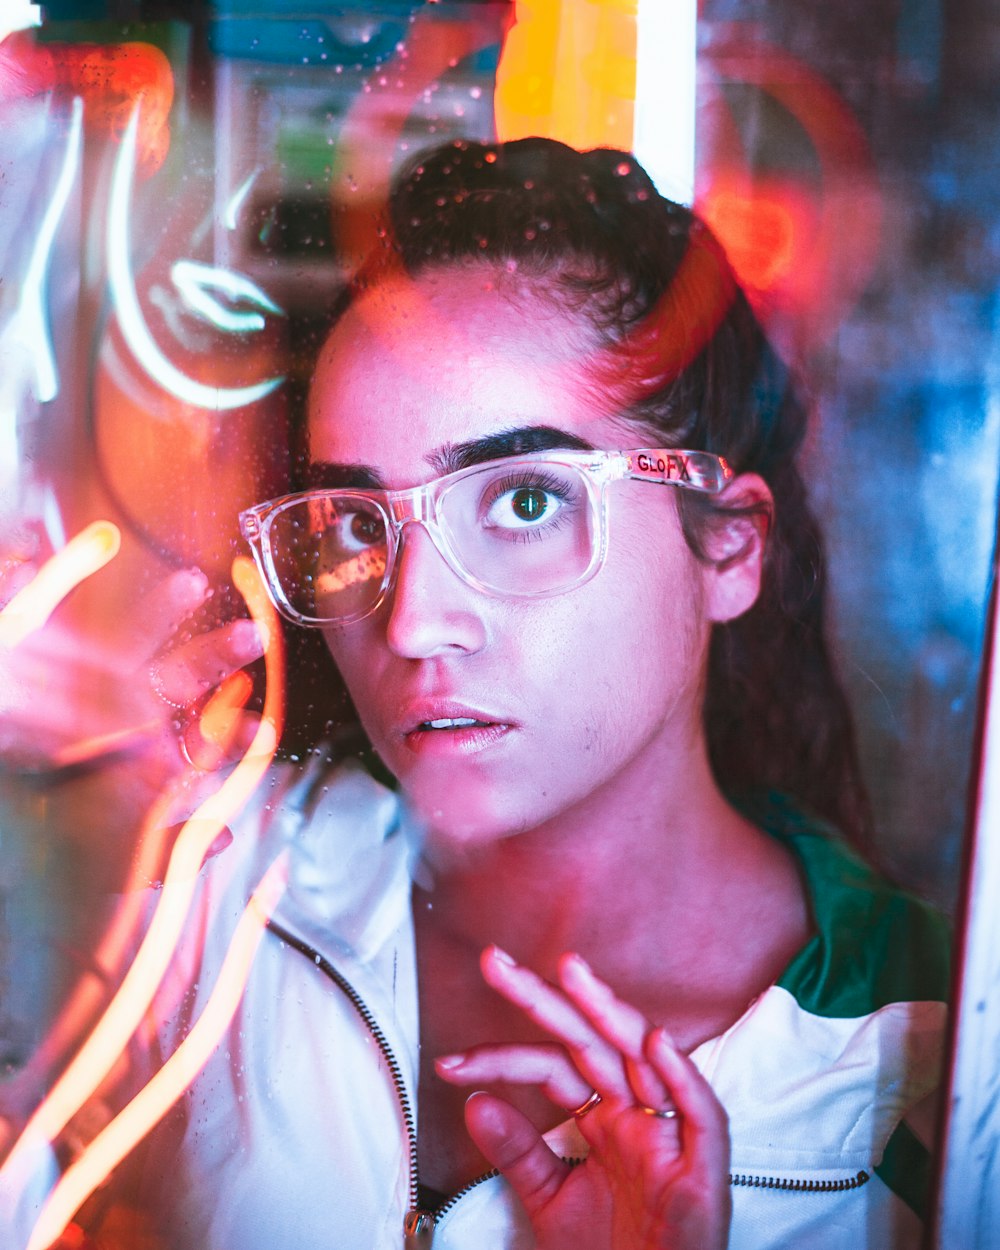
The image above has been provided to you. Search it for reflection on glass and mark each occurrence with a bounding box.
[0,4,994,1248]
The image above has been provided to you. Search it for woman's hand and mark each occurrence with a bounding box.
[0,560,264,779]
[434,948,731,1250]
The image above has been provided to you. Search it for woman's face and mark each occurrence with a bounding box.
[308,268,751,851]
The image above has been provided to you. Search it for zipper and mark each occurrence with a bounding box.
[267,921,432,1241]
[268,922,873,1243]
[729,1169,871,1192]
[430,1168,499,1224]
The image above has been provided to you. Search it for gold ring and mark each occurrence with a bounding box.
[641,1105,679,1119]
[571,1090,602,1119]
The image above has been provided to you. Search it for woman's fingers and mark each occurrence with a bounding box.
[556,954,649,1058]
[557,954,671,1111]
[436,1042,593,1112]
[150,620,264,710]
[463,1092,570,1217]
[120,568,212,668]
[644,1028,730,1174]
[480,947,642,1103]
[481,947,673,1115]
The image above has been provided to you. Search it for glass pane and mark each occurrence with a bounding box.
[0,2,994,1246]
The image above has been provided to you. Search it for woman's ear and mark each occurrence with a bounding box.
[701,473,773,624]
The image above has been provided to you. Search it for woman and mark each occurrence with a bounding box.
[5,138,948,1249]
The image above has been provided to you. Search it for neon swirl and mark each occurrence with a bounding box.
[108,105,284,412]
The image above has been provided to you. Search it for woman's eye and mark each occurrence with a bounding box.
[349,512,383,545]
[487,486,560,528]
[326,510,385,554]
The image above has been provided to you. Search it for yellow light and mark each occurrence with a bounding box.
[495,0,638,152]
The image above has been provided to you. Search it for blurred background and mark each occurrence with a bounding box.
[0,0,996,1103]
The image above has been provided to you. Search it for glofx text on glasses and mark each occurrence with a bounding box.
[240,448,733,627]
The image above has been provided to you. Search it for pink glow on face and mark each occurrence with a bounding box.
[310,270,720,853]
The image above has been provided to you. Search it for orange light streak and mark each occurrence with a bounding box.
[7,781,193,1115]
[0,557,284,1208]
[50,720,163,770]
[0,521,121,649]
[25,852,290,1250]
[316,548,388,596]
[197,668,254,752]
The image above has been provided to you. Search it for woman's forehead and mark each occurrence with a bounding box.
[307,269,615,470]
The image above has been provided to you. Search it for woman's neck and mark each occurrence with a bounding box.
[411,732,762,978]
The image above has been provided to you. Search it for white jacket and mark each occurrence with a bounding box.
[5,758,949,1248]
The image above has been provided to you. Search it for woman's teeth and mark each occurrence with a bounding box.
[423,718,486,730]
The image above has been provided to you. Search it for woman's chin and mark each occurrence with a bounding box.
[403,779,529,861]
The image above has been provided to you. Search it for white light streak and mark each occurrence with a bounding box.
[171,259,283,335]
[0,94,81,411]
[0,1,40,41]
[634,0,697,205]
[108,106,284,412]
[0,96,81,493]
[224,169,261,231]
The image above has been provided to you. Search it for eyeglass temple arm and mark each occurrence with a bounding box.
[623,450,734,494]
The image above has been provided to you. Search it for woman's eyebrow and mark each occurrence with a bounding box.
[308,426,595,490]
[429,426,595,473]
[306,462,383,489]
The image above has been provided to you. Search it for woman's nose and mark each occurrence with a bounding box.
[384,522,488,659]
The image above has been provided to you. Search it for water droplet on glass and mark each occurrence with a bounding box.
[470,86,482,100]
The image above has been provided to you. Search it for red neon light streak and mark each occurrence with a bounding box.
[0,31,174,176]
[26,853,290,1250]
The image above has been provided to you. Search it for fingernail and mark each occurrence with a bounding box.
[565,951,592,975]
[651,1026,677,1054]
[489,945,516,967]
[435,1054,466,1071]
[231,620,265,655]
[178,569,209,601]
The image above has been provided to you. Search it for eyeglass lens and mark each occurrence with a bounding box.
[264,460,599,622]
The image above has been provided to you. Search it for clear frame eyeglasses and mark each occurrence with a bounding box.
[239,448,733,628]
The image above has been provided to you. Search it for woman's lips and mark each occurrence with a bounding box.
[399,703,515,756]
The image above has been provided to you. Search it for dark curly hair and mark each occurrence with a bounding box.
[325,135,871,852]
